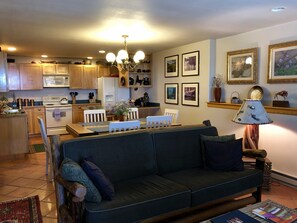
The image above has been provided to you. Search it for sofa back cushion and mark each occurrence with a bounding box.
[152,125,218,174]
[61,130,157,183]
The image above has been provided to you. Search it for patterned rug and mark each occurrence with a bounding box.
[28,144,45,154]
[0,195,42,223]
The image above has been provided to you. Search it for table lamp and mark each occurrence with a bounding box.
[232,99,273,149]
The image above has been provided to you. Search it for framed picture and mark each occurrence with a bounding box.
[268,40,297,83]
[182,51,199,76]
[164,83,178,105]
[227,48,258,84]
[164,55,179,77]
[181,83,199,107]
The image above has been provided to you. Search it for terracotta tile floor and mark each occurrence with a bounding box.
[0,135,297,223]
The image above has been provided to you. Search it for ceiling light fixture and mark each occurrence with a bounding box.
[41,55,48,58]
[7,47,16,51]
[271,6,286,12]
[105,35,145,73]
[99,50,105,54]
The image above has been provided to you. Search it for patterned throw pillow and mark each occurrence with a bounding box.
[81,159,115,201]
[60,158,102,203]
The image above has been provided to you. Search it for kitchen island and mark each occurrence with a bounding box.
[0,113,28,160]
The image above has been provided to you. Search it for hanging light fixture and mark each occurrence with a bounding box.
[106,35,145,73]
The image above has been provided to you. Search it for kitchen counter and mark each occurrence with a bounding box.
[0,113,28,160]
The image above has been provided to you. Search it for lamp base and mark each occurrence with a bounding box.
[243,125,259,150]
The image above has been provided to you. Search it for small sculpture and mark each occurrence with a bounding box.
[274,90,288,100]
[273,90,289,107]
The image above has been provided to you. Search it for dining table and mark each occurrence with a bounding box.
[66,119,182,137]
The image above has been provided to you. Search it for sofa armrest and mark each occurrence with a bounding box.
[242,149,267,158]
[56,174,87,201]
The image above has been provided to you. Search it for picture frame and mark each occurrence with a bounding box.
[164,55,179,77]
[181,83,199,107]
[268,40,297,83]
[164,83,179,105]
[182,51,199,76]
[227,48,258,84]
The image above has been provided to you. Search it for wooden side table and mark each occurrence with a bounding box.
[243,157,272,191]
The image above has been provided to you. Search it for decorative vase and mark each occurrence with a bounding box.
[117,115,128,121]
[214,87,222,102]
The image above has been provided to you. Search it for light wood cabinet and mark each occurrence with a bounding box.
[69,65,98,89]
[72,103,102,123]
[43,64,69,75]
[0,114,28,159]
[20,64,43,90]
[7,63,20,90]
[83,65,98,89]
[98,65,111,77]
[69,65,83,89]
[23,106,45,135]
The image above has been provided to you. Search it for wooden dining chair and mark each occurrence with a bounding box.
[109,120,141,133]
[164,108,179,124]
[127,107,139,120]
[146,115,172,128]
[37,117,53,182]
[84,109,107,123]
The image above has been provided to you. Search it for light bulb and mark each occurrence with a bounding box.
[116,56,123,64]
[135,51,145,61]
[117,50,128,60]
[106,53,116,62]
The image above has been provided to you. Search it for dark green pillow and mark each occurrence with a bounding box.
[204,138,244,171]
[60,158,102,203]
[201,134,236,168]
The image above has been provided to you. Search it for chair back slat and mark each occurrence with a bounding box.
[164,108,179,124]
[109,120,141,132]
[146,115,172,128]
[84,109,107,123]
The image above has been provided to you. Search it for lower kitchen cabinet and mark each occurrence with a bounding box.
[23,106,45,135]
[72,103,102,123]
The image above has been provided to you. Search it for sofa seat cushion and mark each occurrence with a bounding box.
[162,168,263,206]
[84,175,191,223]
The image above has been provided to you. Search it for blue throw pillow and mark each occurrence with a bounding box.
[203,138,244,171]
[81,159,115,201]
[60,158,102,203]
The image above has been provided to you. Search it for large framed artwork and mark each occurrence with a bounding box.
[182,51,199,76]
[164,55,179,77]
[164,83,178,105]
[268,40,297,83]
[227,48,258,84]
[181,83,199,107]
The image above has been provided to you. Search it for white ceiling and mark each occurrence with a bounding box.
[1,0,297,60]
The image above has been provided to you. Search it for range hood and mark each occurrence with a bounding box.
[0,51,8,92]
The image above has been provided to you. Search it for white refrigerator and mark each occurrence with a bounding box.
[97,77,130,110]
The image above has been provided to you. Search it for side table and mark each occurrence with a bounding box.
[243,157,272,191]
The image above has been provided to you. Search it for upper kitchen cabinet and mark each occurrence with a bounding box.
[83,65,98,89]
[43,64,69,75]
[98,65,111,77]
[69,65,98,89]
[19,64,43,90]
[7,63,20,90]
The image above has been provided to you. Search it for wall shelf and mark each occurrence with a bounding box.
[207,102,297,116]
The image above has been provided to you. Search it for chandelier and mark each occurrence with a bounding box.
[105,35,145,73]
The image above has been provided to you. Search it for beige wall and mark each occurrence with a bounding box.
[152,21,297,185]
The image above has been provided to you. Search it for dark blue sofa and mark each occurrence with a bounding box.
[52,125,264,223]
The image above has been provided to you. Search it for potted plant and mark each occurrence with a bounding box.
[112,100,131,121]
[212,74,224,102]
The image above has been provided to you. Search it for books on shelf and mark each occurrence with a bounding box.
[252,202,297,223]
[211,210,260,223]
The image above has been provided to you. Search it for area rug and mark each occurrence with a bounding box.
[28,144,45,154]
[0,195,42,223]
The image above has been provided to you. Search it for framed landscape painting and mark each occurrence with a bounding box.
[268,40,297,83]
[227,48,258,84]
[165,55,179,77]
[164,83,178,105]
[181,83,199,107]
[182,51,199,76]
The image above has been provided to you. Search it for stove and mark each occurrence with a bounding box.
[43,96,72,135]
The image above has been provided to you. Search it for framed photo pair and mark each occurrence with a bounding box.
[268,40,297,83]
[227,48,258,84]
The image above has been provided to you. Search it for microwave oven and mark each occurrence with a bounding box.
[43,75,70,87]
